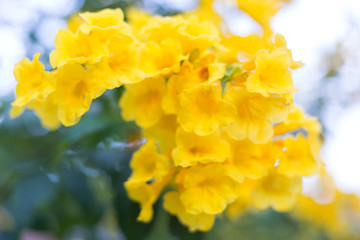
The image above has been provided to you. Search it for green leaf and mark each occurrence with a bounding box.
[5,175,57,228]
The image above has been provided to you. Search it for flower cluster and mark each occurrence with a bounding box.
[11,0,325,232]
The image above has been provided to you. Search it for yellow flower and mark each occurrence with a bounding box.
[163,191,215,232]
[140,15,220,54]
[292,192,355,237]
[124,181,157,222]
[162,61,202,114]
[188,52,226,83]
[125,140,174,222]
[10,97,60,131]
[12,53,55,107]
[79,8,125,32]
[90,35,145,89]
[247,48,295,97]
[274,107,322,159]
[224,139,279,182]
[274,107,321,136]
[178,83,236,136]
[162,60,225,114]
[219,34,273,64]
[278,134,319,177]
[49,29,109,68]
[125,171,173,223]
[9,6,327,233]
[67,13,85,33]
[227,179,257,219]
[235,0,290,31]
[207,62,226,83]
[274,34,303,69]
[251,168,301,211]
[172,128,231,167]
[119,77,166,128]
[178,16,220,54]
[142,115,178,154]
[179,164,238,214]
[126,8,151,36]
[55,63,105,126]
[184,0,222,27]
[139,15,183,43]
[128,140,170,183]
[9,106,25,119]
[78,8,133,43]
[139,39,185,77]
[219,33,302,69]
[224,86,290,143]
[27,93,60,130]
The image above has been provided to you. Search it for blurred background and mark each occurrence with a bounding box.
[0,0,360,239]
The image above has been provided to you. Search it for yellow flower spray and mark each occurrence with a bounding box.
[11,0,355,235]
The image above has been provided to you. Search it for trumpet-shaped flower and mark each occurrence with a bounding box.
[178,16,220,54]
[120,77,166,128]
[90,35,145,89]
[125,170,173,223]
[184,0,222,27]
[292,192,356,237]
[225,139,280,182]
[142,115,178,154]
[274,107,322,136]
[125,140,173,222]
[178,83,237,136]
[236,0,290,31]
[247,48,295,97]
[9,106,25,119]
[140,15,220,54]
[12,53,55,107]
[27,93,60,130]
[274,107,322,159]
[219,34,273,64]
[179,164,238,214]
[162,61,203,114]
[50,29,109,68]
[55,63,105,126]
[224,86,290,143]
[78,8,133,43]
[11,92,60,130]
[227,179,257,219]
[172,128,231,167]
[252,168,302,211]
[139,15,183,43]
[163,191,215,232]
[128,140,170,183]
[126,8,151,36]
[67,13,85,33]
[274,34,303,69]
[79,8,125,32]
[278,134,319,177]
[139,39,185,77]
[162,60,225,114]
[124,181,158,222]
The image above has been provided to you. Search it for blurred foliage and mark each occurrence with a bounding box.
[0,88,137,239]
[0,0,356,239]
